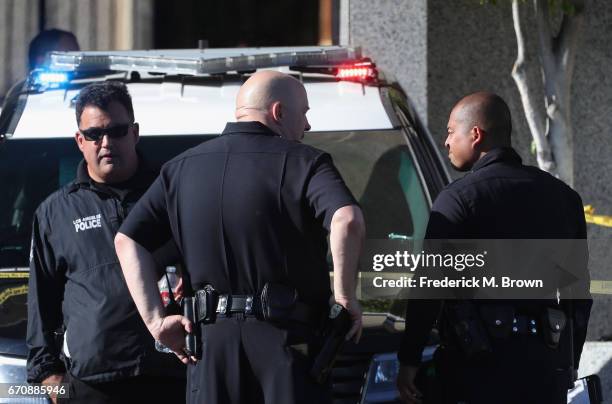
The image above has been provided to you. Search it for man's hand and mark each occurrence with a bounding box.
[42,373,64,404]
[152,315,196,364]
[334,296,363,343]
[396,365,423,404]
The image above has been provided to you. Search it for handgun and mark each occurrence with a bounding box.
[310,303,352,384]
[182,296,202,360]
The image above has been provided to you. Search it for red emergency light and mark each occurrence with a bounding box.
[289,58,378,83]
[335,60,378,82]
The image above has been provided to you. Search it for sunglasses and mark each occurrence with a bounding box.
[79,123,135,142]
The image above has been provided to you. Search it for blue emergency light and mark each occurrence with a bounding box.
[32,70,70,89]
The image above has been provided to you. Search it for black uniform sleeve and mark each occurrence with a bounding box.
[422,187,468,239]
[26,209,67,383]
[119,174,172,252]
[305,153,358,231]
[398,188,466,366]
[564,192,592,368]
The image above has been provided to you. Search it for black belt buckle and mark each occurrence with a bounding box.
[196,285,218,324]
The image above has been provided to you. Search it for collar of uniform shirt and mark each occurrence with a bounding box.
[471,146,522,172]
[222,121,280,137]
[71,153,158,200]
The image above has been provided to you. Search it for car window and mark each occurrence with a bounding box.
[0,129,431,340]
[304,130,429,242]
[0,136,208,269]
[0,131,430,270]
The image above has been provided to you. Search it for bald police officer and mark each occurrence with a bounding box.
[115,71,365,404]
[396,92,591,404]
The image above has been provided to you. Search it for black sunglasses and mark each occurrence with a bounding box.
[79,123,135,142]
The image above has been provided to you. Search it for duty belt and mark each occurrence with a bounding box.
[193,288,322,327]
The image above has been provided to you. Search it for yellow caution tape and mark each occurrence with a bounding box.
[0,284,28,305]
[0,272,29,279]
[590,280,612,295]
[584,205,612,228]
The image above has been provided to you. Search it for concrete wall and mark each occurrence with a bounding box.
[349,0,428,122]
[572,1,612,346]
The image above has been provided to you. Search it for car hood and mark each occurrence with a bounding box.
[0,272,28,357]
[0,337,27,357]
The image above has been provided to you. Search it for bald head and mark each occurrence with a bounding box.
[445,92,512,171]
[235,71,310,141]
[451,92,512,146]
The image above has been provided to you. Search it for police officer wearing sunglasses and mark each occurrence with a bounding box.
[26,81,185,403]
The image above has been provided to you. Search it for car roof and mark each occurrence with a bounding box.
[6,46,395,139]
[12,74,393,139]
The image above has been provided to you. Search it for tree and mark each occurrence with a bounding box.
[486,0,585,187]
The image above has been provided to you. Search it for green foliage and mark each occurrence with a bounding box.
[360,299,393,313]
[550,0,577,14]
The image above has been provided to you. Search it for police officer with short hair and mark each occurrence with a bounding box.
[26,81,185,403]
[396,92,591,404]
[115,70,365,404]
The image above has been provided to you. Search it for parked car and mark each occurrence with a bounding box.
[0,46,450,403]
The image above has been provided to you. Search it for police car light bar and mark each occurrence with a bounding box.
[47,47,363,76]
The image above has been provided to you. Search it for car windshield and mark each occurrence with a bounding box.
[0,129,429,341]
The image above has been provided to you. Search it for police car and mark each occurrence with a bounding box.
[0,46,450,403]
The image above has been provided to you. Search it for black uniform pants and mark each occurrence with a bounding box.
[59,373,186,404]
[186,316,332,404]
[430,337,571,404]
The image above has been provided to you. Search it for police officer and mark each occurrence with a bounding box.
[28,29,80,71]
[114,70,365,404]
[26,81,185,403]
[396,92,591,404]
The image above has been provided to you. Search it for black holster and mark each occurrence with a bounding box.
[541,307,567,349]
[260,282,298,323]
[444,301,492,360]
[183,296,202,359]
[195,284,219,324]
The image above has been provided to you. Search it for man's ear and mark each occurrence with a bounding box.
[271,101,283,123]
[132,122,140,144]
[471,126,485,148]
[75,131,85,152]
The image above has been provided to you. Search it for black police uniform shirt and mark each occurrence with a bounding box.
[398,147,591,367]
[119,121,357,306]
[27,159,183,383]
